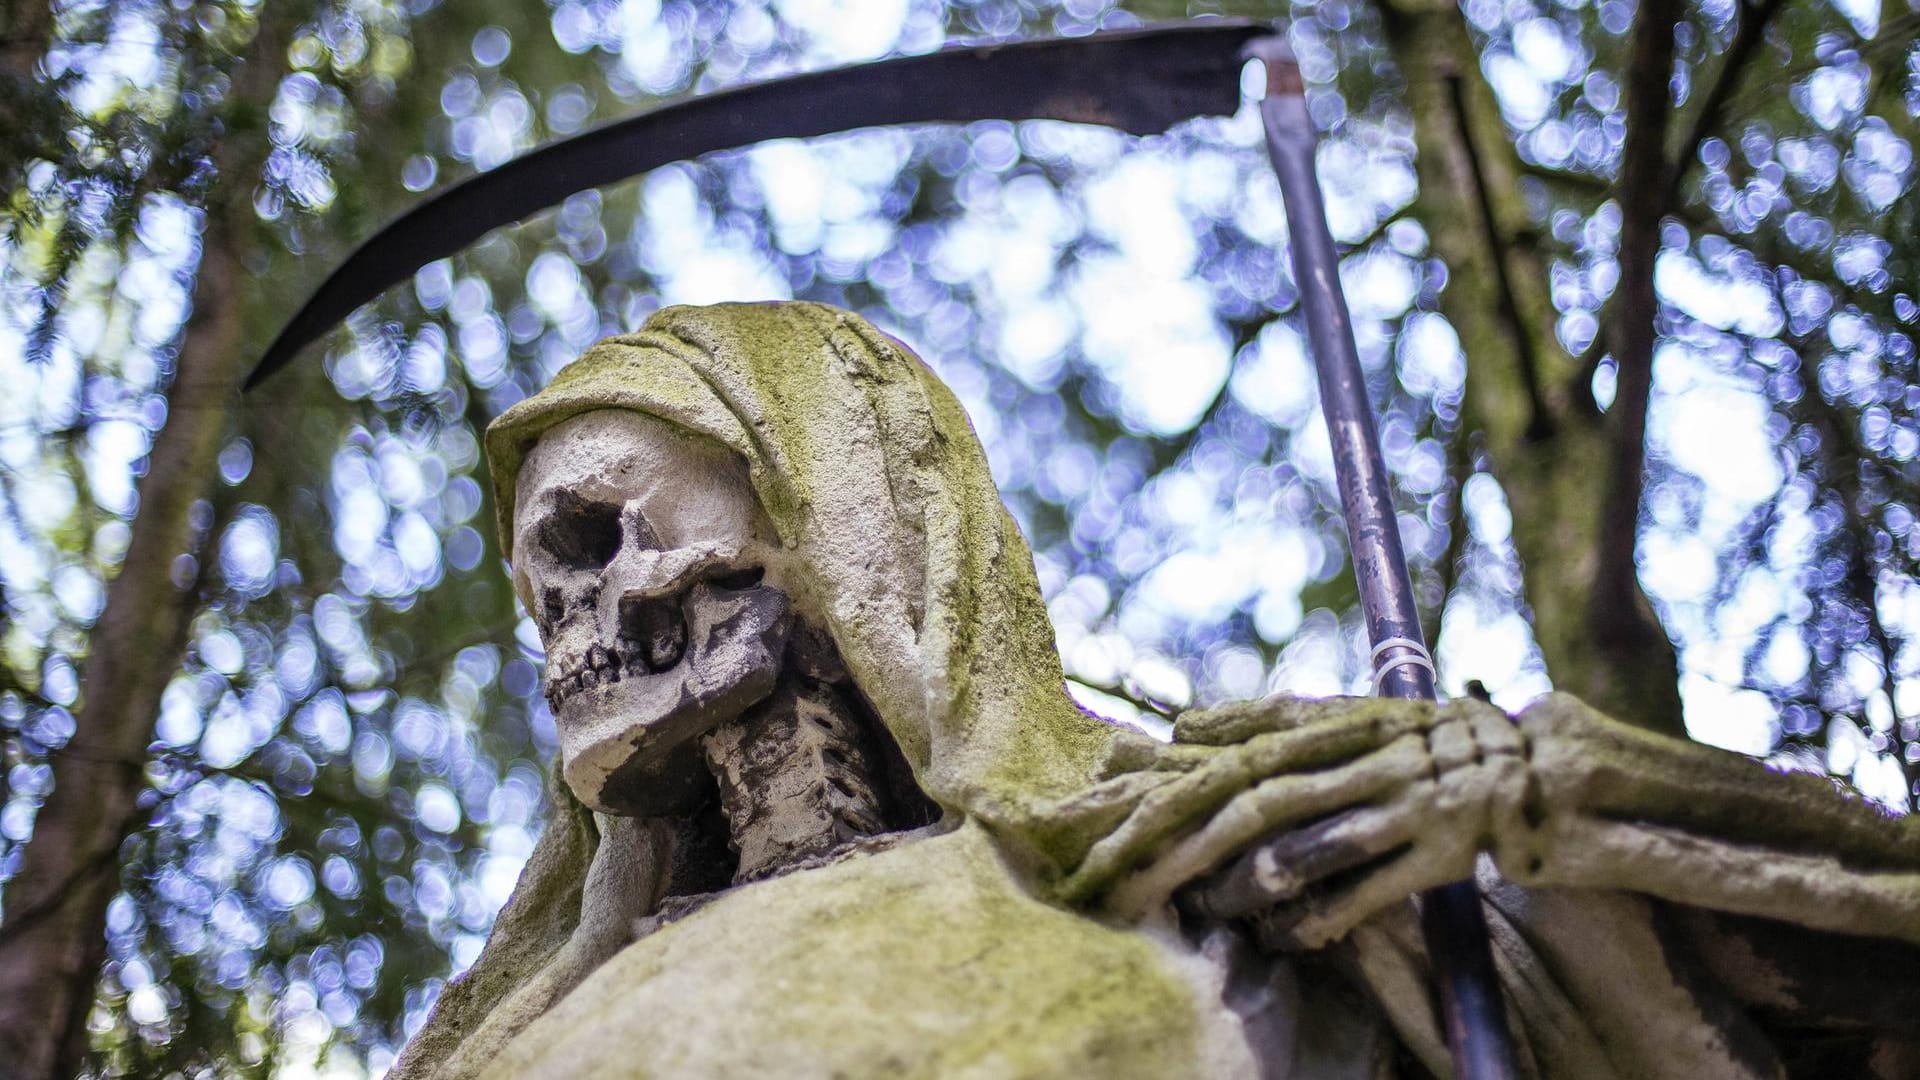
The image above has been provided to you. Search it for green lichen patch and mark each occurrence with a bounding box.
[479,826,1252,1079]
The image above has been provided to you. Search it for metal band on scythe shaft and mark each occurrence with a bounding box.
[248,21,1519,1077]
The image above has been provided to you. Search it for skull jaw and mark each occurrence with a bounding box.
[556,582,793,816]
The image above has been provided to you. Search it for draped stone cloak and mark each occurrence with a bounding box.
[390,302,1298,1079]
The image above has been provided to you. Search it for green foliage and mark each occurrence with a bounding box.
[0,0,1915,1073]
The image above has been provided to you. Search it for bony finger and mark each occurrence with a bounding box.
[1183,800,1428,920]
[1173,696,1433,747]
[1061,750,1264,905]
[1099,740,1431,919]
[1253,835,1477,951]
[1059,718,1420,903]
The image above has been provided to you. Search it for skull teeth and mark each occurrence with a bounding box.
[546,634,680,709]
[540,590,700,711]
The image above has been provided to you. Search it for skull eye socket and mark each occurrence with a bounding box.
[537,491,623,571]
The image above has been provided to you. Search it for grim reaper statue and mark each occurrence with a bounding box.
[395,302,1920,1079]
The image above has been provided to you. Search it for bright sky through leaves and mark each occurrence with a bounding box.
[3,0,1917,1071]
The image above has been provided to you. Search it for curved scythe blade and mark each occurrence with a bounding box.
[245,18,1263,390]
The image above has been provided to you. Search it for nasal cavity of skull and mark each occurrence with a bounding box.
[538,491,624,572]
[619,592,687,671]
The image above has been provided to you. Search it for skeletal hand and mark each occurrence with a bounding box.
[1057,695,1920,950]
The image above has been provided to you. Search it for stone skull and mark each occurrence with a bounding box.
[512,409,793,816]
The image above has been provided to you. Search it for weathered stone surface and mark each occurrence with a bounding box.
[392,302,1920,1080]
[481,825,1260,1080]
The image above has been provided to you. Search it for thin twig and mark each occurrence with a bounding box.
[1589,0,1681,643]
[1426,428,1477,652]
[1665,0,1789,207]
[0,844,121,949]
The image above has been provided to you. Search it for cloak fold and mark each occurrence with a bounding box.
[397,302,1130,1077]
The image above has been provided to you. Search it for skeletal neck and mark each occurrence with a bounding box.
[699,676,889,883]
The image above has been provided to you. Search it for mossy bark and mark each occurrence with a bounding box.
[0,13,293,1076]
[1379,0,1684,737]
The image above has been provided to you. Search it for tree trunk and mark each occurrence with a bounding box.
[1379,0,1685,736]
[1,0,57,208]
[0,0,50,84]
[0,16,285,1076]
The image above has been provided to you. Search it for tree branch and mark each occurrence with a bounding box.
[0,0,51,88]
[0,9,295,1076]
[1380,0,1680,732]
[1445,72,1555,442]
[1716,9,1920,122]
[1665,0,1788,207]
[0,0,57,198]
[1787,339,1916,809]
[1426,430,1478,653]
[1589,0,1682,650]
[0,845,122,951]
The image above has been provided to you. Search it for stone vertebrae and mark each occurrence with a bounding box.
[702,677,888,882]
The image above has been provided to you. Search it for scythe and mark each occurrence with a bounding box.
[247,19,1517,1077]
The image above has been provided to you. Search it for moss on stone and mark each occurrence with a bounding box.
[401,302,1244,1079]
[477,825,1253,1079]
[400,302,1920,1080]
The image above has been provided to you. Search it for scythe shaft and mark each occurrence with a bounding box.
[1250,38,1519,1080]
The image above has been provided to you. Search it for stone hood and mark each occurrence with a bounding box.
[484,301,1115,834]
